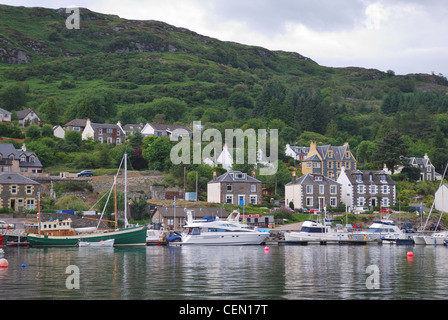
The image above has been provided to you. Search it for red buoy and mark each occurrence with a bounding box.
[0,258,8,268]
[407,251,414,257]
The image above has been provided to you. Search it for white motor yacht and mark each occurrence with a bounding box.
[424,231,448,245]
[351,219,403,242]
[284,220,350,243]
[168,210,270,246]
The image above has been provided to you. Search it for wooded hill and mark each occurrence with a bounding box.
[1,4,448,177]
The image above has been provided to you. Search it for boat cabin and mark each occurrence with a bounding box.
[25,218,74,236]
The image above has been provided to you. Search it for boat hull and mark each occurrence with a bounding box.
[27,226,147,247]
[169,232,269,246]
[284,231,350,242]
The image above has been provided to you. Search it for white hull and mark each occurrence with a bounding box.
[284,231,350,242]
[170,232,269,246]
[424,236,446,245]
[413,235,427,245]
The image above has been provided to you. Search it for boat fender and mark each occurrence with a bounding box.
[0,258,8,268]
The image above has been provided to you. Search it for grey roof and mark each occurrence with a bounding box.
[289,146,309,155]
[123,123,144,131]
[0,108,11,115]
[0,143,42,168]
[344,169,395,185]
[209,171,262,183]
[64,119,87,127]
[303,144,352,162]
[155,206,228,219]
[16,109,39,120]
[148,123,192,133]
[287,173,340,186]
[0,173,40,185]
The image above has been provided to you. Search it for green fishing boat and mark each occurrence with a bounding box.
[27,225,147,247]
[27,153,147,247]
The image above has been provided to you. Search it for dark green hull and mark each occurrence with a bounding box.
[27,226,147,247]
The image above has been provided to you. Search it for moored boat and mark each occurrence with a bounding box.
[284,220,350,243]
[168,210,270,246]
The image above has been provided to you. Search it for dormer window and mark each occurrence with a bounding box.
[369,173,373,182]
[380,174,387,182]
[314,176,323,181]
[355,173,363,182]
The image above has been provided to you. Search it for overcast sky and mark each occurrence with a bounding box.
[3,0,448,76]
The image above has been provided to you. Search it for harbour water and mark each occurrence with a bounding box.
[1,244,448,301]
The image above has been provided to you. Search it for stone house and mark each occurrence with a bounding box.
[63,118,87,134]
[0,173,40,212]
[337,166,396,211]
[207,170,262,205]
[284,172,341,210]
[82,119,125,143]
[301,140,357,179]
[396,154,436,181]
[0,143,43,176]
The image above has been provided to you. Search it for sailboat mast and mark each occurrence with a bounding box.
[124,152,128,228]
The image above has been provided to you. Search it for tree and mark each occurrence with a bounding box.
[0,84,27,110]
[375,131,408,173]
[142,136,172,171]
[25,124,41,140]
[65,130,82,147]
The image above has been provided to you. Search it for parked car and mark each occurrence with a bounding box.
[297,208,309,214]
[77,170,94,177]
[408,206,421,213]
[379,208,394,214]
[353,206,369,214]
[0,220,14,229]
[309,209,321,214]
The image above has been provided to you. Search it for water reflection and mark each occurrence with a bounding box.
[1,245,448,300]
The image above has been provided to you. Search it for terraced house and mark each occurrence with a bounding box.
[0,173,40,212]
[337,166,396,211]
[301,140,357,179]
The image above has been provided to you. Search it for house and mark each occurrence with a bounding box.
[285,144,309,161]
[435,184,448,213]
[0,173,40,212]
[396,154,436,181]
[53,125,65,139]
[337,166,396,211]
[81,119,125,143]
[0,143,43,175]
[301,140,357,179]
[141,123,192,139]
[285,172,341,210]
[152,206,228,230]
[207,170,262,205]
[122,123,144,136]
[63,119,87,134]
[0,108,11,124]
[16,109,41,127]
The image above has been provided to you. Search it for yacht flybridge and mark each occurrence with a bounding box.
[168,210,270,246]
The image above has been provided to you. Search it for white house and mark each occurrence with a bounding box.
[435,184,448,213]
[53,125,65,139]
[141,123,192,139]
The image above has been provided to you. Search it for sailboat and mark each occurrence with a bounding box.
[27,153,147,247]
[413,161,448,245]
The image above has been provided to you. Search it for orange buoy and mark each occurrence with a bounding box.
[0,258,8,268]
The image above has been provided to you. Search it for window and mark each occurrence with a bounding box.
[30,157,35,163]
[328,151,333,158]
[358,185,365,194]
[313,162,321,168]
[306,197,313,207]
[20,156,25,162]
[98,128,103,134]
[226,195,233,204]
[11,185,17,194]
[73,127,80,131]
[330,185,337,194]
[116,138,121,143]
[98,137,103,143]
[319,185,324,194]
[357,197,365,206]
[26,186,32,194]
[227,184,232,192]
[330,197,337,207]
[250,184,256,192]
[18,199,23,208]
[107,128,113,134]
[306,162,312,168]
[315,176,323,181]
[156,131,163,136]
[306,185,313,194]
[370,185,378,194]
[382,198,390,207]
[250,195,257,204]
[382,185,389,194]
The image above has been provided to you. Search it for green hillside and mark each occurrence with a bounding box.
[1,4,448,180]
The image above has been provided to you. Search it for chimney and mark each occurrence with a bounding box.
[22,143,26,152]
[213,171,217,181]
[252,170,256,178]
[292,171,296,184]
[424,153,429,159]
